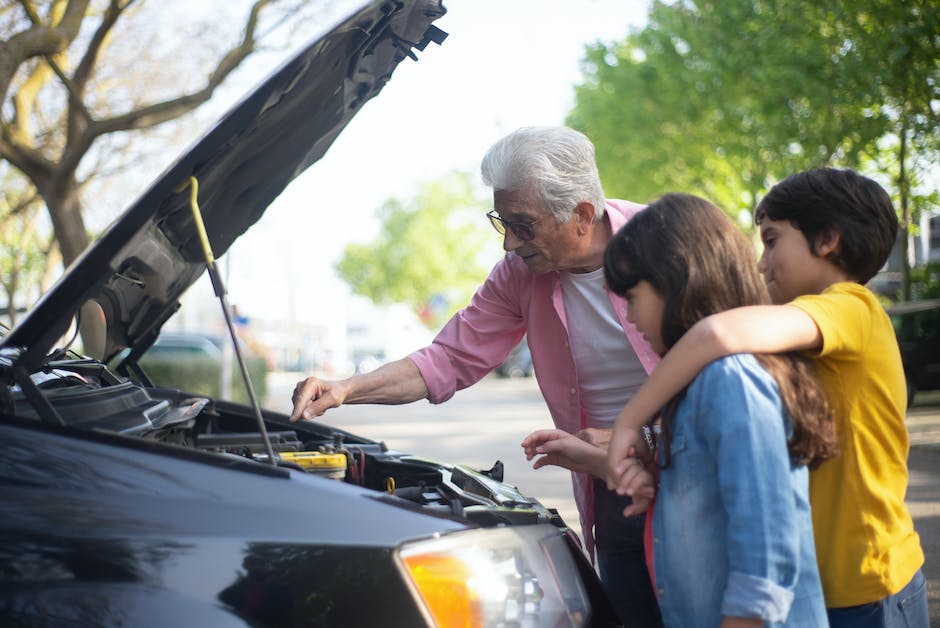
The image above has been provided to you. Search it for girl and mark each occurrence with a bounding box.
[524,193,836,627]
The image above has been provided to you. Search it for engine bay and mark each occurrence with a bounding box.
[4,356,566,531]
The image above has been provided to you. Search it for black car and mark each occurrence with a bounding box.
[887,299,940,406]
[0,2,618,626]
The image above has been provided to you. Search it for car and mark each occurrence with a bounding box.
[145,331,225,359]
[0,2,619,626]
[887,299,940,406]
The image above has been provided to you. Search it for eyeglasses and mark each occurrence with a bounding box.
[486,210,545,242]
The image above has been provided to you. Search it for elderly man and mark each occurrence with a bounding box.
[291,126,661,627]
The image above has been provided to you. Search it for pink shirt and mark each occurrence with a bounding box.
[409,199,659,557]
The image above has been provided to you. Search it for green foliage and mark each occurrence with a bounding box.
[568,0,939,239]
[335,172,501,328]
[0,173,52,326]
[140,354,269,405]
[911,262,940,300]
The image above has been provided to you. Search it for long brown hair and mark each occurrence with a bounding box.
[604,193,837,468]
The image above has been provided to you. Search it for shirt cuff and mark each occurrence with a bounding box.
[721,571,794,622]
[407,349,455,404]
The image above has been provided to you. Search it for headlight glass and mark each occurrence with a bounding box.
[397,524,590,627]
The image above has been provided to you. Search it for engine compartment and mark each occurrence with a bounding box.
[189,395,564,529]
[4,357,567,531]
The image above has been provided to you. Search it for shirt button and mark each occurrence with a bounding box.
[570,388,576,395]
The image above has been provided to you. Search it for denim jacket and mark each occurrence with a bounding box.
[652,354,828,627]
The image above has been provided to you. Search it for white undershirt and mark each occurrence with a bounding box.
[561,267,647,428]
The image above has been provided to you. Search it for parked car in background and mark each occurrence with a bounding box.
[0,2,617,626]
[147,331,224,359]
[140,330,267,405]
[887,299,940,406]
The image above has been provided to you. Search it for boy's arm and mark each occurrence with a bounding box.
[607,304,822,490]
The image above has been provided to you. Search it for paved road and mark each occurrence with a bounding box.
[268,374,940,624]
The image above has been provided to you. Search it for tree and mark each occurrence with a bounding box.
[0,0,321,352]
[335,172,502,329]
[569,0,939,293]
[846,0,940,298]
[0,174,57,327]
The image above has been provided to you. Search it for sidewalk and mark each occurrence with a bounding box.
[904,392,940,625]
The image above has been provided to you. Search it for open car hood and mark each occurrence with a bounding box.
[1,0,446,370]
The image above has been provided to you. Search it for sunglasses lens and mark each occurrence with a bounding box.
[487,211,535,241]
[487,213,506,235]
[511,224,534,241]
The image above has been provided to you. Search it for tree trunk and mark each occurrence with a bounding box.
[43,174,105,358]
[2,278,17,326]
[898,126,912,302]
[45,175,89,268]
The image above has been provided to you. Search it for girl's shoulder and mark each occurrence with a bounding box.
[684,355,785,430]
[689,354,777,400]
[698,353,765,380]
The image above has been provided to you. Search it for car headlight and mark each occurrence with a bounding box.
[396,524,590,627]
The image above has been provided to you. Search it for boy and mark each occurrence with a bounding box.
[606,168,927,627]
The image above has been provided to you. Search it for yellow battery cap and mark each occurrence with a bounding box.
[279,451,348,479]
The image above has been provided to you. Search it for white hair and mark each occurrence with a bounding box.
[480,126,607,223]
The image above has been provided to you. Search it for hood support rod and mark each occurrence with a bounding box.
[177,176,278,466]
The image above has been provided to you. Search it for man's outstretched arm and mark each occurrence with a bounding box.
[290,357,429,421]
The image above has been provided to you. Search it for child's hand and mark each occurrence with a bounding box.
[619,460,656,516]
[606,425,644,493]
[521,429,606,478]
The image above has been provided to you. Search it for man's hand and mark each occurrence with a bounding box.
[289,359,430,422]
[290,377,350,422]
[521,429,607,478]
[573,427,611,449]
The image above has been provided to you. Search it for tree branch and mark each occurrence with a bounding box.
[1,187,41,217]
[46,54,94,130]
[209,0,272,84]
[0,0,91,111]
[65,0,138,146]
[67,0,274,161]
[9,59,53,144]
[17,0,41,25]
[0,129,54,183]
[73,0,135,90]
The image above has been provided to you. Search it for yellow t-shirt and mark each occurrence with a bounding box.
[791,282,924,607]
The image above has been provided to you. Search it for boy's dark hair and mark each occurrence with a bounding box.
[755,168,898,284]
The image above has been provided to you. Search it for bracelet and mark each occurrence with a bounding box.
[641,425,656,453]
